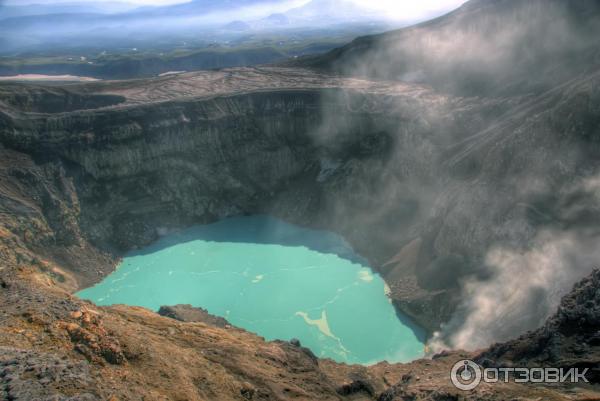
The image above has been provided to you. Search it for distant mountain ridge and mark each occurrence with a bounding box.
[0,0,407,57]
[285,0,380,21]
[125,0,268,17]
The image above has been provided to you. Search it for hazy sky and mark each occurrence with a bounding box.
[4,0,467,19]
[355,0,466,19]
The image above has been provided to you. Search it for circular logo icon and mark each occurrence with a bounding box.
[450,359,482,391]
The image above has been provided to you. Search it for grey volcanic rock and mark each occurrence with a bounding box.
[0,347,97,401]
[158,305,230,327]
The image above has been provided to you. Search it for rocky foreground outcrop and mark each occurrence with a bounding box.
[158,304,230,328]
[2,254,600,400]
[3,249,600,400]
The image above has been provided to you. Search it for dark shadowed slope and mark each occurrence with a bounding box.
[299,0,600,95]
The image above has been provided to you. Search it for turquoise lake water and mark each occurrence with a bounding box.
[77,215,425,364]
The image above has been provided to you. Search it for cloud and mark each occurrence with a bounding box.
[427,164,600,352]
[3,0,466,22]
[311,0,600,353]
[431,230,600,351]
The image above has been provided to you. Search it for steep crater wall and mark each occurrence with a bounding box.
[3,71,599,339]
[0,86,473,332]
